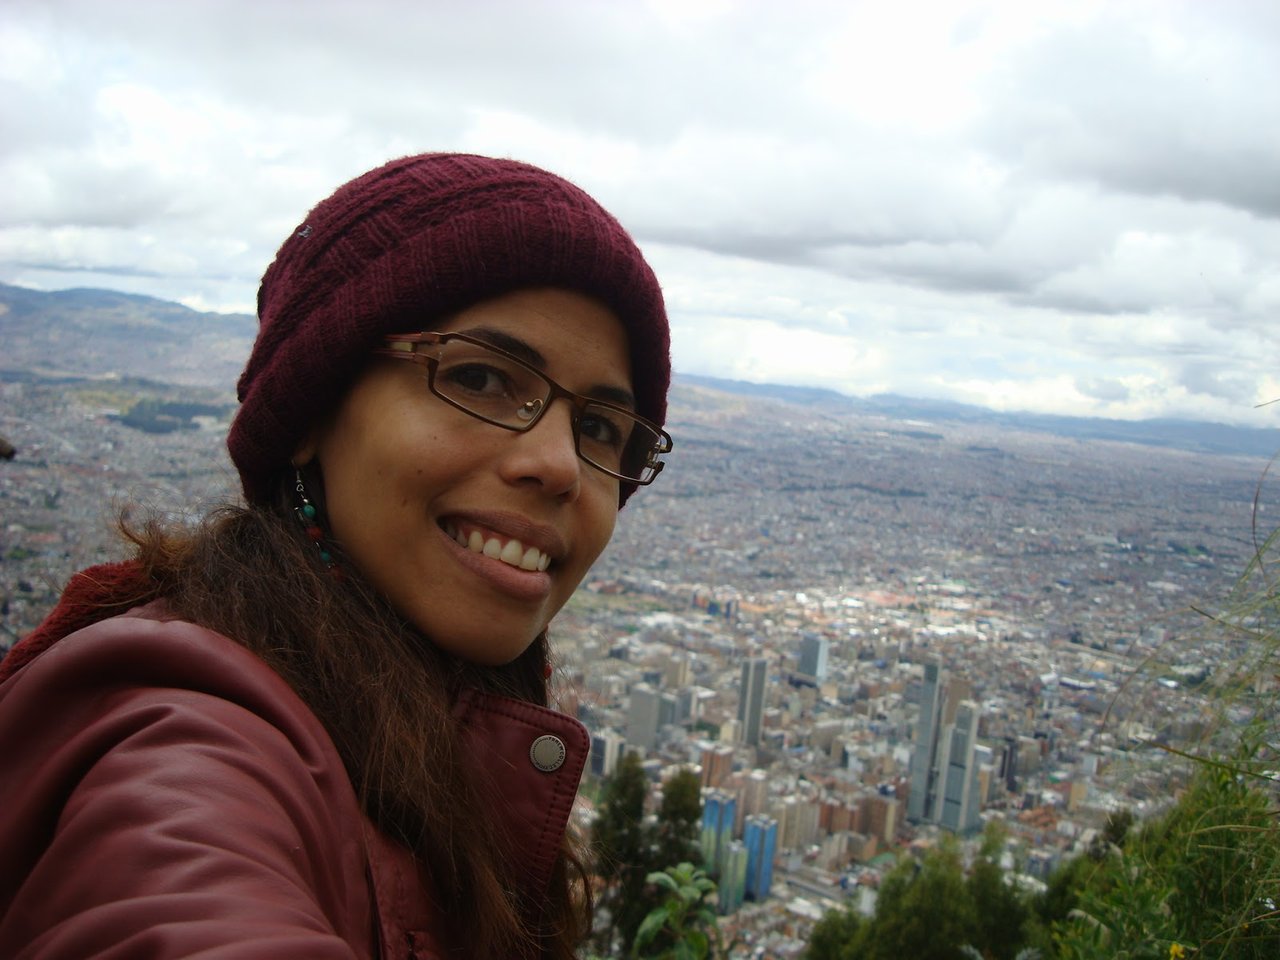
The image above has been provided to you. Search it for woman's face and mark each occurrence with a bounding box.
[299,288,630,665]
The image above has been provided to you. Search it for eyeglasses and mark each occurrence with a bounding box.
[375,331,672,485]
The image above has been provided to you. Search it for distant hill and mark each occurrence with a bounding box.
[3,283,1276,459]
[0,283,255,390]
[680,373,1280,459]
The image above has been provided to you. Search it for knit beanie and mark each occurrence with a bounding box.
[228,153,670,506]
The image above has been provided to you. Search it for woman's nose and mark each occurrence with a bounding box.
[500,399,583,499]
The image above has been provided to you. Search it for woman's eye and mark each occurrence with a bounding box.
[579,410,628,448]
[442,363,512,396]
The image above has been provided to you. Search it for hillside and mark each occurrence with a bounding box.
[0,283,255,391]
[3,283,1276,458]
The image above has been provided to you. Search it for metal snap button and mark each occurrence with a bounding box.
[529,735,566,772]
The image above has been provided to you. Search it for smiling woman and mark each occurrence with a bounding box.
[0,154,672,960]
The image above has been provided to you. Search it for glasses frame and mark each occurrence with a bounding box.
[375,331,672,485]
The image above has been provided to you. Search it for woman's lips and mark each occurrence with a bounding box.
[437,519,555,602]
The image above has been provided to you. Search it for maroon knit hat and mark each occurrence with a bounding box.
[228,153,670,506]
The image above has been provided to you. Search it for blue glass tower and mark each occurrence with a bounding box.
[719,840,748,914]
[743,814,777,901]
[700,789,737,876]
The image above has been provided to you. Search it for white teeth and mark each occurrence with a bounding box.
[451,523,550,572]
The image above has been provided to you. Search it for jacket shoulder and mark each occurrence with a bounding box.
[0,611,376,959]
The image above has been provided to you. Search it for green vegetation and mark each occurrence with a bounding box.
[592,756,705,957]
[804,825,1034,960]
[563,588,672,619]
[632,863,722,960]
[115,398,231,434]
[1051,747,1278,958]
[802,774,1278,959]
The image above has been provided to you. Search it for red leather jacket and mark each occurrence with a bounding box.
[0,603,588,959]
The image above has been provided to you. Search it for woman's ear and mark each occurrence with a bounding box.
[292,431,320,468]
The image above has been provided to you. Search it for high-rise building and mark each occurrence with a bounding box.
[907,663,943,821]
[937,701,981,832]
[700,744,735,788]
[719,840,748,914]
[665,655,692,688]
[794,796,821,849]
[589,729,625,778]
[865,793,900,844]
[658,691,678,729]
[798,633,829,684]
[736,768,769,833]
[627,683,660,751]
[773,795,799,850]
[1000,736,1020,793]
[673,687,698,727]
[743,814,777,901]
[701,789,737,874]
[738,657,768,747]
[742,769,770,817]
[908,663,984,833]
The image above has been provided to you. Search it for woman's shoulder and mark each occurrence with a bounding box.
[0,603,357,823]
[0,606,376,959]
[4,604,316,737]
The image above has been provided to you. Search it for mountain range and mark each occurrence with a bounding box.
[2,282,1276,459]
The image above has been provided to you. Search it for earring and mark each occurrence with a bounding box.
[295,468,338,571]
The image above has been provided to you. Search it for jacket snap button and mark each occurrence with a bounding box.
[529,735,566,772]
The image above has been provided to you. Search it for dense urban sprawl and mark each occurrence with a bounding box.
[1,370,1272,957]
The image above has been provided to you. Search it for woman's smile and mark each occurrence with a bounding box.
[440,518,557,573]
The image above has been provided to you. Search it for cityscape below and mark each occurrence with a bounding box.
[2,285,1275,956]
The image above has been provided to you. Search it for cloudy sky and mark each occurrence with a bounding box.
[3,0,1278,427]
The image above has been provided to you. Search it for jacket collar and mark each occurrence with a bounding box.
[453,687,589,894]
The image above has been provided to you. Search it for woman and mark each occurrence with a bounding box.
[0,153,672,959]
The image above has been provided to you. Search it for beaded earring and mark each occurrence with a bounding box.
[294,468,338,571]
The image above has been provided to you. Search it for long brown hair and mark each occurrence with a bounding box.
[124,480,590,958]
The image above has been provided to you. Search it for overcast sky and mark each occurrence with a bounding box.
[3,0,1278,427]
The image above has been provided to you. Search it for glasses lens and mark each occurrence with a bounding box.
[579,403,667,483]
[431,339,550,426]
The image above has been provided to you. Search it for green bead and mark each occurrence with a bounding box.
[302,503,317,520]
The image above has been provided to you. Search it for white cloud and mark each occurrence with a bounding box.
[1,0,1278,428]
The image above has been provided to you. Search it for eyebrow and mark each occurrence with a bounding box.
[465,327,546,367]
[459,326,638,410]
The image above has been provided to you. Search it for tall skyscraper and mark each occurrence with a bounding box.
[907,663,943,821]
[738,657,768,747]
[719,840,748,914]
[909,663,984,833]
[937,701,981,832]
[798,633,829,684]
[700,789,737,875]
[626,683,660,751]
[743,814,777,901]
